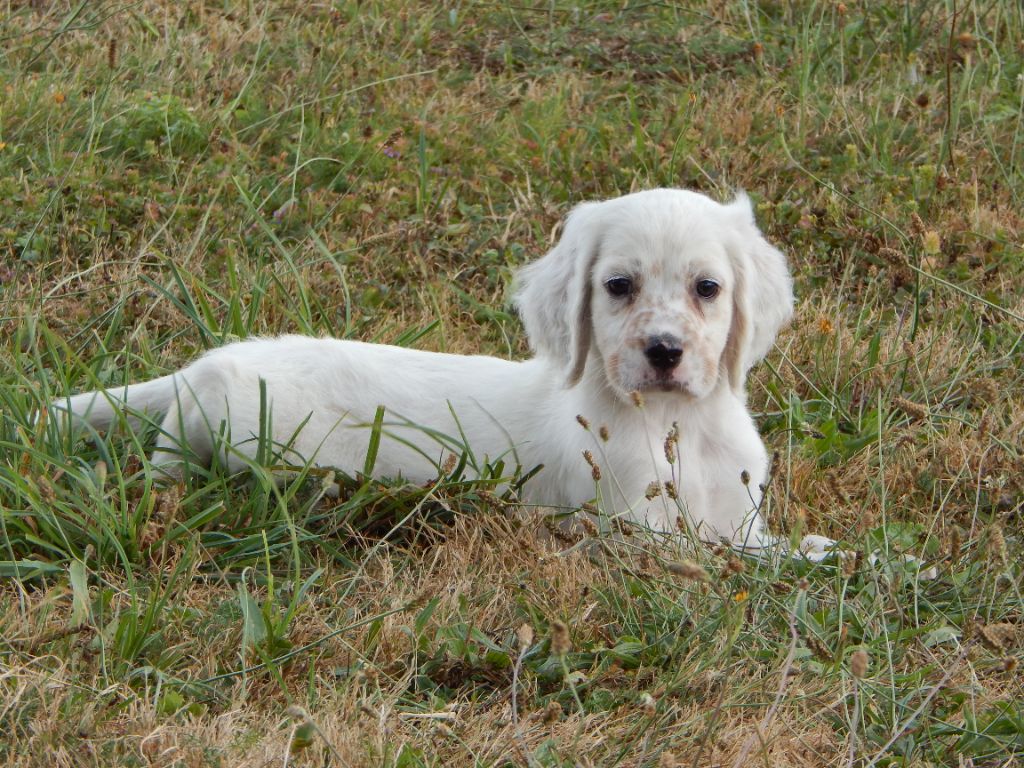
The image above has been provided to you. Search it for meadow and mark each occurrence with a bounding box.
[1,1,1022,765]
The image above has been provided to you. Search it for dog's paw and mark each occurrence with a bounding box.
[797,534,839,561]
[729,532,841,561]
[800,536,939,580]
[865,550,939,580]
[731,533,938,580]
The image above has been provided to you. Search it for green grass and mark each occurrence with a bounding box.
[2,1,1023,765]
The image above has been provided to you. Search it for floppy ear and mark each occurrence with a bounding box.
[722,263,750,392]
[723,193,794,390]
[514,202,602,387]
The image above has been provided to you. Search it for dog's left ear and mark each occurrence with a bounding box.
[513,201,603,387]
[722,193,795,391]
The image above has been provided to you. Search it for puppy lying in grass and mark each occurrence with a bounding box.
[53,189,850,561]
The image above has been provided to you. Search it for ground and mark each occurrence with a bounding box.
[1,1,1022,766]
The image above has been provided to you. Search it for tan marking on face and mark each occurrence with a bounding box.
[623,307,653,346]
[701,345,718,385]
[624,299,685,343]
[690,291,706,318]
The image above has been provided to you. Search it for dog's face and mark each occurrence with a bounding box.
[515,189,794,401]
[589,218,737,399]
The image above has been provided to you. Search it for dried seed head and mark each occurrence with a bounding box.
[806,634,831,662]
[740,469,750,485]
[721,557,745,577]
[645,481,662,500]
[591,463,602,482]
[441,452,458,475]
[582,450,595,467]
[862,232,881,254]
[664,481,678,500]
[664,435,676,464]
[598,425,610,442]
[949,527,962,562]
[543,516,580,545]
[667,560,708,581]
[909,212,926,237]
[542,700,562,725]
[986,524,1008,567]
[579,515,598,537]
[662,424,679,465]
[894,396,928,421]
[850,649,869,678]
[630,391,645,408]
[517,623,535,652]
[107,37,117,69]
[576,414,590,430]
[972,377,998,404]
[550,620,571,656]
[878,246,903,265]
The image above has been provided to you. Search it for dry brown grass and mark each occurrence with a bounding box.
[2,1,1022,765]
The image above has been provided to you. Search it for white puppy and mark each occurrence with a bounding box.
[53,189,830,554]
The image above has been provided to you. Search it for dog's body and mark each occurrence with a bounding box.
[54,188,812,550]
[61,335,769,539]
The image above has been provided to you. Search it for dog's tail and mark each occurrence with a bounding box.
[50,375,181,431]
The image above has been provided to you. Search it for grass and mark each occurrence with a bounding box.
[1,0,1022,765]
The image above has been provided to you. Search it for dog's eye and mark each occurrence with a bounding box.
[605,276,633,298]
[695,279,720,299]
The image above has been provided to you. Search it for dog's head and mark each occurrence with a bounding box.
[514,188,793,400]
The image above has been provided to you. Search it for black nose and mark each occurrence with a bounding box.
[645,336,683,371]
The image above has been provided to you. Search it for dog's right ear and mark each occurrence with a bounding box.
[514,202,602,387]
[722,193,795,387]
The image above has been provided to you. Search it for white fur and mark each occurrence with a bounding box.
[53,189,821,551]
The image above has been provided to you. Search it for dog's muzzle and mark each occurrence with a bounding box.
[644,334,684,372]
